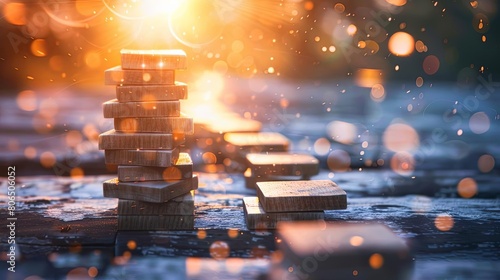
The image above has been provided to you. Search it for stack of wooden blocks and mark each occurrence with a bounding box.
[98,49,197,230]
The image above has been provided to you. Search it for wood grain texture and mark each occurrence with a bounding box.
[117,215,194,230]
[246,152,320,177]
[116,83,187,102]
[104,66,175,85]
[102,99,180,118]
[224,132,290,154]
[242,197,323,230]
[256,180,347,212]
[103,174,198,203]
[117,153,193,182]
[276,222,412,279]
[118,190,194,216]
[120,49,187,70]
[98,129,184,150]
[104,148,179,167]
[114,117,194,134]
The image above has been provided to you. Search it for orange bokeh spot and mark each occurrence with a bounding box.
[434,214,454,231]
[31,39,48,57]
[17,90,37,111]
[478,154,495,173]
[423,55,440,75]
[209,241,230,259]
[388,32,414,56]
[3,3,27,25]
[457,177,477,198]
[369,253,384,269]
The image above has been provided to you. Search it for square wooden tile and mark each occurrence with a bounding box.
[116,83,187,102]
[276,222,412,279]
[243,197,323,230]
[104,66,175,85]
[246,152,319,177]
[114,117,194,134]
[103,99,180,118]
[117,153,193,182]
[117,215,194,230]
[118,190,194,216]
[104,148,179,167]
[120,49,187,70]
[98,129,184,150]
[103,174,198,203]
[224,132,290,154]
[256,180,347,212]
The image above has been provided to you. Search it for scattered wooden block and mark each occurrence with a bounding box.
[246,152,319,177]
[243,197,323,230]
[102,99,180,118]
[118,190,194,216]
[98,129,184,150]
[104,148,179,167]
[116,83,188,102]
[118,215,194,230]
[256,180,347,212]
[120,49,187,70]
[103,175,198,203]
[276,222,412,279]
[114,117,194,134]
[224,132,290,154]
[117,153,193,182]
[104,66,175,85]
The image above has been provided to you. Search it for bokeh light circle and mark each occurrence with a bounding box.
[388,32,414,56]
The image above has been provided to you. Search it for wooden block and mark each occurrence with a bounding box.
[246,152,319,177]
[224,132,290,154]
[118,191,194,216]
[104,148,179,167]
[276,222,412,279]
[120,49,187,70]
[114,117,194,134]
[243,172,303,189]
[98,129,184,150]
[103,175,198,203]
[243,197,323,230]
[117,153,193,182]
[118,215,194,230]
[256,180,347,212]
[198,117,262,135]
[116,83,187,102]
[102,99,180,118]
[104,66,175,85]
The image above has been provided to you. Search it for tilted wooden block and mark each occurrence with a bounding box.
[114,117,194,134]
[224,132,290,154]
[104,66,175,85]
[98,129,184,150]
[118,215,194,230]
[276,222,412,279]
[118,190,195,216]
[104,148,179,167]
[102,99,180,118]
[243,197,324,230]
[120,49,187,70]
[116,83,187,102]
[256,180,347,212]
[103,174,198,203]
[117,153,193,182]
[246,152,319,177]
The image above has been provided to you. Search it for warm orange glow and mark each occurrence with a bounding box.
[347,24,357,36]
[314,138,331,156]
[334,3,345,13]
[88,266,98,278]
[70,167,85,180]
[16,90,37,111]
[423,55,440,75]
[355,68,383,88]
[435,214,454,231]
[327,121,357,145]
[349,236,364,247]
[66,130,83,148]
[127,240,137,250]
[388,32,414,56]
[416,76,424,87]
[3,3,27,25]
[31,39,48,57]
[327,149,351,172]
[457,177,477,198]
[390,151,415,176]
[40,151,56,168]
[209,241,230,259]
[24,146,37,159]
[369,253,384,269]
[85,52,101,69]
[478,154,495,173]
[383,123,420,152]
[197,230,207,239]
[227,229,239,239]
[386,0,407,6]
[415,40,428,53]
[370,84,385,102]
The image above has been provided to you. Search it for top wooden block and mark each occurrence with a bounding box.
[224,132,290,154]
[256,180,347,212]
[120,49,187,70]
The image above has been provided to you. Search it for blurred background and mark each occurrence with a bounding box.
[1,0,499,193]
